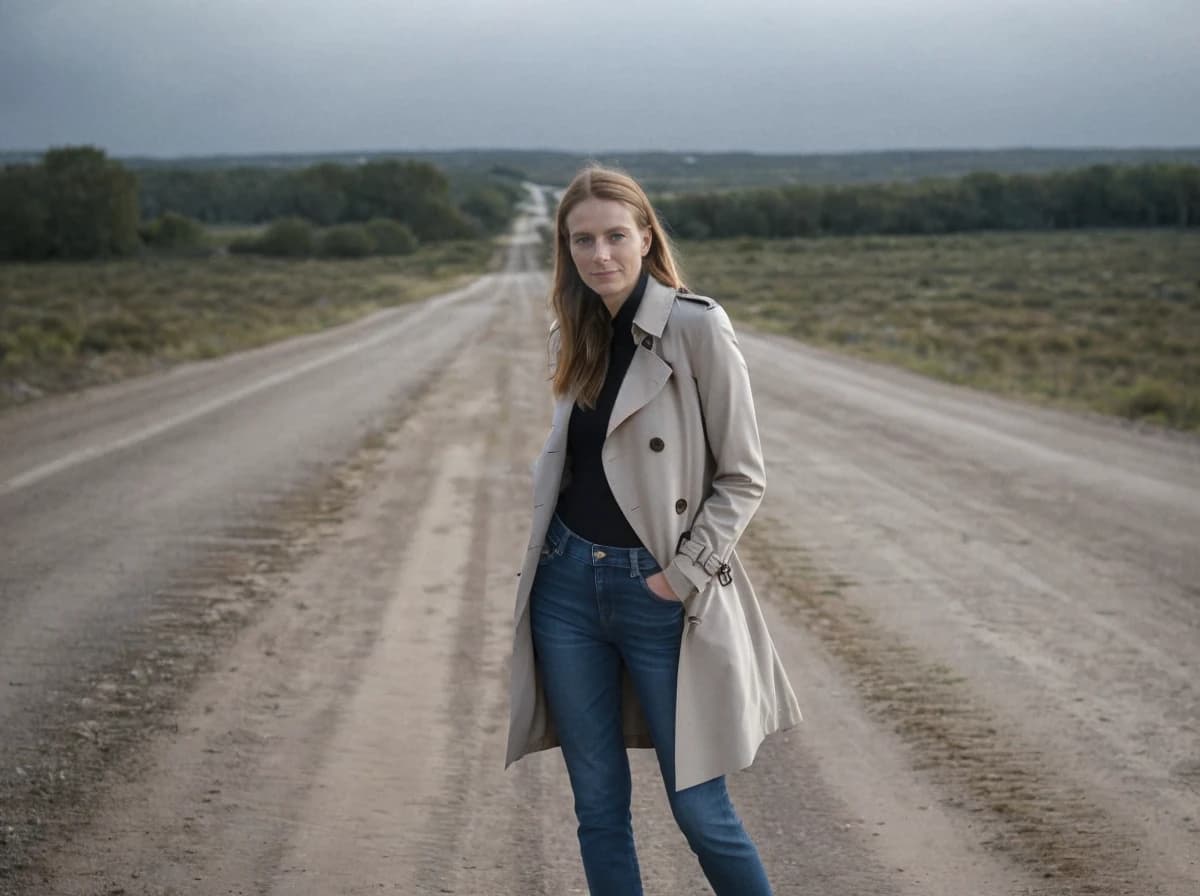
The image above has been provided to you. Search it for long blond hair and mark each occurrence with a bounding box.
[550,165,684,406]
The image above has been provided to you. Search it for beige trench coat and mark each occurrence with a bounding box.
[505,276,802,791]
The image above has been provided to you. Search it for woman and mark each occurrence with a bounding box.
[505,165,801,895]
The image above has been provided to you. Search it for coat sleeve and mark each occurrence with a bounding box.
[662,305,766,602]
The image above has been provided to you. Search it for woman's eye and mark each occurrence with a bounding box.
[610,233,625,242]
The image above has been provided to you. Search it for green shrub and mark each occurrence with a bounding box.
[1113,378,1178,422]
[460,186,513,233]
[319,224,375,258]
[141,211,208,250]
[255,217,315,257]
[365,218,418,255]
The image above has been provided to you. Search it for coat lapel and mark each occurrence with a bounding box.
[607,346,672,437]
[632,276,676,339]
[606,277,677,437]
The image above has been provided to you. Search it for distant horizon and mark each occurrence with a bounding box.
[4,143,1200,162]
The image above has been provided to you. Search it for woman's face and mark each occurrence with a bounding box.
[565,197,651,304]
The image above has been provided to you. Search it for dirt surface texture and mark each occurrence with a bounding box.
[1,199,1197,895]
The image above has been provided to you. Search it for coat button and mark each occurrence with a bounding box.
[675,499,688,514]
[649,437,665,452]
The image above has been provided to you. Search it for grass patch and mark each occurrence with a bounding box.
[678,229,1200,431]
[0,239,498,408]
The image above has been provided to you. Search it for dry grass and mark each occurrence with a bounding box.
[0,240,497,408]
[678,229,1200,431]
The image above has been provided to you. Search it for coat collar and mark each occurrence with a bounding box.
[630,276,676,341]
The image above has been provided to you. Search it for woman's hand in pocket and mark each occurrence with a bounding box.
[644,571,681,602]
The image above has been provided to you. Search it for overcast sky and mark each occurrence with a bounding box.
[1,0,1197,157]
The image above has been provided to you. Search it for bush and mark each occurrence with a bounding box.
[254,217,315,257]
[140,211,208,251]
[407,197,479,241]
[365,218,418,255]
[319,224,375,258]
[461,186,513,233]
[1113,378,1179,423]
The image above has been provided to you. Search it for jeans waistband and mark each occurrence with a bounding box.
[547,514,661,575]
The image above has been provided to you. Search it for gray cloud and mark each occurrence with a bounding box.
[1,0,1197,155]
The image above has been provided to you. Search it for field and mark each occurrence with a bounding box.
[3,228,1198,432]
[677,229,1200,431]
[0,239,496,409]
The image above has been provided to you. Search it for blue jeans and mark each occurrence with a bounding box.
[530,514,773,896]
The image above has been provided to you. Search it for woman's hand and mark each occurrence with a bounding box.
[644,571,681,602]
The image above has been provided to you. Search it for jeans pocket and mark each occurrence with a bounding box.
[637,567,683,606]
[537,533,561,567]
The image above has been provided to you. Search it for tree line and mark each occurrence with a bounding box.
[0,147,523,261]
[0,147,140,260]
[135,160,520,235]
[3,148,1196,262]
[654,163,1200,240]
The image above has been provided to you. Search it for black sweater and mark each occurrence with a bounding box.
[555,271,649,548]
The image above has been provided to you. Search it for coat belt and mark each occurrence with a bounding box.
[676,531,734,586]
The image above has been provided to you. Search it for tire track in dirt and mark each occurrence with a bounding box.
[740,325,1198,894]
[29,371,468,896]
[237,277,541,894]
[264,439,489,894]
[742,519,1151,896]
[0,280,499,892]
[406,257,583,895]
[20,282,511,894]
[407,391,503,891]
[31,252,587,896]
[0,386,443,895]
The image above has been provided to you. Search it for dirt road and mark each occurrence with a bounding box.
[1,203,1197,895]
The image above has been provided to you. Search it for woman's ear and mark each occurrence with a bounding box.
[641,228,652,257]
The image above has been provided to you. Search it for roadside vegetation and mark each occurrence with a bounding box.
[0,146,518,408]
[0,147,523,263]
[3,145,1197,432]
[0,239,494,408]
[678,229,1200,431]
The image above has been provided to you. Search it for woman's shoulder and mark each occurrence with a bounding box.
[668,286,732,335]
[673,286,719,311]
[665,286,742,362]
